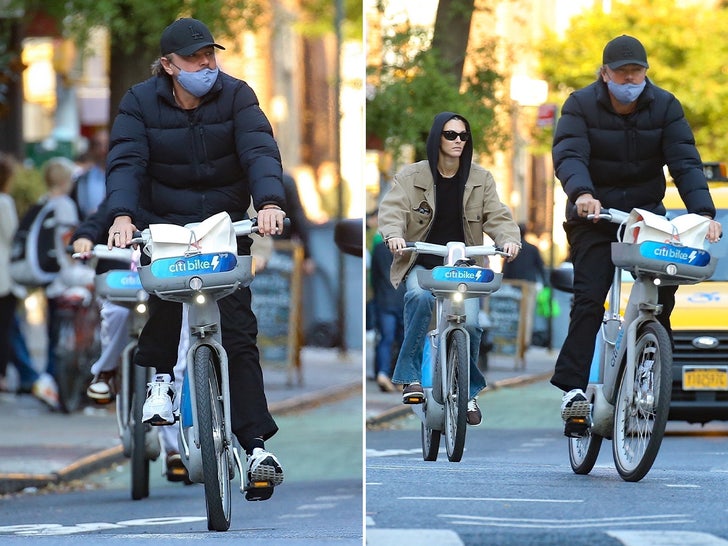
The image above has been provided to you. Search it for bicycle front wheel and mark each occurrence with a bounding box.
[194,345,232,531]
[444,329,468,462]
[612,321,672,482]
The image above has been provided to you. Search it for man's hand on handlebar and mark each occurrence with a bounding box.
[704,217,723,244]
[575,193,603,222]
[257,206,287,236]
[108,215,138,249]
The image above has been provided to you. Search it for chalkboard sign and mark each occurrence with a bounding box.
[250,240,304,385]
[486,279,534,369]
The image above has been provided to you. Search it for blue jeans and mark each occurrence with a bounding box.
[10,314,39,388]
[392,266,486,399]
[374,306,403,377]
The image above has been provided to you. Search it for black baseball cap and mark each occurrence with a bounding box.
[160,18,225,56]
[602,35,648,69]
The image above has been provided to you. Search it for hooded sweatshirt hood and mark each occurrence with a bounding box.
[426,111,473,181]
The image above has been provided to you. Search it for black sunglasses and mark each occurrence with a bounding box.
[441,130,470,141]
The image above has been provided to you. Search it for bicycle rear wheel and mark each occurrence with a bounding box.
[130,363,151,500]
[612,321,672,482]
[194,345,232,531]
[421,422,441,461]
[54,301,101,413]
[444,329,468,462]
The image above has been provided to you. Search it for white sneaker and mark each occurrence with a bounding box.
[142,377,177,426]
[560,388,590,421]
[244,447,284,501]
[32,373,60,411]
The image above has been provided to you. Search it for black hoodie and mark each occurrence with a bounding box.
[417,112,473,269]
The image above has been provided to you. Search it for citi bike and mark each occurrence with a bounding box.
[403,241,508,462]
[552,208,716,482]
[133,213,281,531]
[75,245,161,500]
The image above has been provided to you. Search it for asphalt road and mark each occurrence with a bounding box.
[0,395,363,544]
[366,380,728,546]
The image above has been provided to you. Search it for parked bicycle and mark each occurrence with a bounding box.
[133,213,281,531]
[51,270,101,413]
[75,245,161,500]
[402,241,508,462]
[552,208,717,482]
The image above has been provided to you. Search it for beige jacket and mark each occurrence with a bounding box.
[378,160,520,288]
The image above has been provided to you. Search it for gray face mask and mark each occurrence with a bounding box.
[171,63,219,97]
[607,80,646,105]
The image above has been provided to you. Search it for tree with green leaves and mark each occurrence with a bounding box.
[366,0,508,162]
[537,0,728,162]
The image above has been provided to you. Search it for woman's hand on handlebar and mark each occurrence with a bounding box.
[502,241,521,262]
[575,194,603,222]
[386,237,406,254]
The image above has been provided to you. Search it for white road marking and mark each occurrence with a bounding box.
[665,484,700,488]
[400,496,583,504]
[366,529,463,545]
[439,513,693,529]
[608,530,728,545]
[366,448,422,457]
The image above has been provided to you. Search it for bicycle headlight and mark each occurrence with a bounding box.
[195,293,206,305]
[135,302,147,314]
[457,283,468,294]
[665,263,678,276]
[189,276,203,290]
[453,291,464,303]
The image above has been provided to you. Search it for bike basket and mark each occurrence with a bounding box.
[611,242,716,284]
[138,254,253,300]
[417,266,502,295]
[94,270,144,302]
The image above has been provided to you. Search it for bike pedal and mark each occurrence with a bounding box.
[403,395,424,404]
[244,481,274,502]
[564,416,590,438]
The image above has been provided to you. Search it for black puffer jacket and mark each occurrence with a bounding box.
[105,71,286,226]
[553,77,715,223]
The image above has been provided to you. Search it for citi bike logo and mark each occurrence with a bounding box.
[151,252,237,278]
[641,241,710,266]
[432,267,494,283]
[105,271,143,290]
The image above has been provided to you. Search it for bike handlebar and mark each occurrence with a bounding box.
[402,241,511,258]
[586,208,631,224]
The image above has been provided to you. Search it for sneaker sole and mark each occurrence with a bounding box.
[564,416,591,438]
[143,414,176,426]
[561,399,590,420]
[249,463,284,487]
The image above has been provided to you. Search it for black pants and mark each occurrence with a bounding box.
[134,286,278,449]
[0,293,17,377]
[551,221,677,392]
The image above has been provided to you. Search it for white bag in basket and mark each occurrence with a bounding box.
[623,208,710,248]
[145,211,237,261]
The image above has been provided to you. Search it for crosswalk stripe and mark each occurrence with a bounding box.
[608,531,728,546]
[366,529,463,546]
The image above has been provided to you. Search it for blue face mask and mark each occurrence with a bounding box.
[175,66,219,97]
[607,80,646,105]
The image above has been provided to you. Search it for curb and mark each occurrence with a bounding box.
[365,371,552,428]
[0,381,362,496]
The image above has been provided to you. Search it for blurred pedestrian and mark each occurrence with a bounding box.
[0,153,58,407]
[72,128,109,219]
[370,238,404,392]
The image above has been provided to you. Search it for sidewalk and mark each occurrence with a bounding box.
[0,346,361,495]
[366,344,557,427]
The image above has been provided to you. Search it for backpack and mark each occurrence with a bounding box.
[10,200,60,287]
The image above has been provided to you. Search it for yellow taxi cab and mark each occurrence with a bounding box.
[622,163,728,423]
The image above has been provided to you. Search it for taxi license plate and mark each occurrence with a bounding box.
[682,366,728,391]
